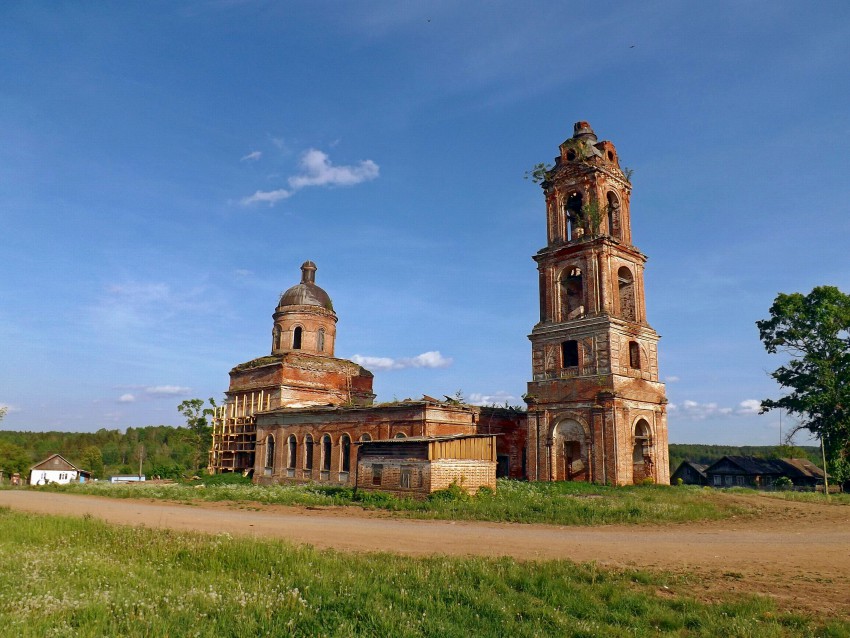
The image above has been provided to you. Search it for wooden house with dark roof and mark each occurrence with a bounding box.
[670,460,709,486]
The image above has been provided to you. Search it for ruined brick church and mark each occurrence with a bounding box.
[209,122,669,488]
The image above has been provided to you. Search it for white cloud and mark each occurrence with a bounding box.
[670,398,765,420]
[145,385,191,397]
[118,393,136,403]
[288,149,379,189]
[350,350,452,371]
[240,188,292,206]
[737,399,762,415]
[664,375,680,383]
[234,269,253,277]
[241,148,379,207]
[468,391,520,406]
[0,402,21,414]
[240,151,262,162]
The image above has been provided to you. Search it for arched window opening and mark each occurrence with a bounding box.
[394,432,407,439]
[618,267,636,321]
[560,267,584,319]
[273,326,281,351]
[317,328,325,353]
[565,192,583,241]
[629,341,641,369]
[304,434,314,470]
[265,435,275,473]
[359,433,372,442]
[562,340,579,368]
[287,435,297,469]
[606,192,620,239]
[633,419,652,483]
[321,434,332,472]
[292,326,302,350]
[340,434,351,473]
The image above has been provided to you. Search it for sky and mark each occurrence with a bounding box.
[1,1,849,446]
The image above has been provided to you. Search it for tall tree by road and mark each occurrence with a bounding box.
[757,286,850,481]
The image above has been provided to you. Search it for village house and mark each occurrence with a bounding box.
[208,122,670,490]
[29,454,91,486]
[672,456,828,489]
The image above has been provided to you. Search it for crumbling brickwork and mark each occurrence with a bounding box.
[526,122,670,486]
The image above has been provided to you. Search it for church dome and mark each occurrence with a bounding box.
[278,261,334,311]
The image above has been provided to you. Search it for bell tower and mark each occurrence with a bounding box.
[525,122,669,485]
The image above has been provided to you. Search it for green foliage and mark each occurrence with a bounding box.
[0,425,211,479]
[523,161,552,184]
[428,481,470,503]
[774,476,793,490]
[622,166,635,182]
[79,445,104,478]
[757,286,850,481]
[50,479,755,527]
[0,441,30,475]
[0,509,845,637]
[582,199,603,236]
[177,397,218,471]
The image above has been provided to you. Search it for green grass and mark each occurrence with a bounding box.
[0,507,846,638]
[31,479,756,526]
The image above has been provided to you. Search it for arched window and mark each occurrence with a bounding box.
[272,325,281,351]
[293,326,302,350]
[359,433,372,442]
[265,435,275,472]
[629,341,641,369]
[317,328,325,353]
[560,267,584,319]
[287,435,297,469]
[562,340,579,368]
[606,192,620,239]
[394,432,407,439]
[304,434,314,470]
[321,434,332,472]
[618,267,636,321]
[339,434,351,473]
[565,191,584,241]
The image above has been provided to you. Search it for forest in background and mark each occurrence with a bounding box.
[0,423,823,480]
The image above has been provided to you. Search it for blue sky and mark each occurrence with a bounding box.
[1,1,848,446]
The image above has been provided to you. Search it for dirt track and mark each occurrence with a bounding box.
[1,490,848,616]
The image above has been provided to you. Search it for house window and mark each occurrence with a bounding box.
[725,475,733,486]
[321,434,332,472]
[287,435,297,469]
[400,466,414,489]
[372,464,383,486]
[713,475,721,486]
[736,475,745,486]
[629,341,641,369]
[562,340,579,368]
[317,328,325,352]
[304,434,314,470]
[340,434,351,473]
[293,326,302,350]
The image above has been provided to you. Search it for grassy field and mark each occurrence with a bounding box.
[0,507,846,638]
[32,478,763,526]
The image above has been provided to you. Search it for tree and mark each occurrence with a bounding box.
[0,441,29,475]
[757,286,850,481]
[177,398,217,471]
[80,445,105,479]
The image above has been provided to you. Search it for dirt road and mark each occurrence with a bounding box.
[2,490,848,616]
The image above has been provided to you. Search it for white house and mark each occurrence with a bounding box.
[29,454,91,485]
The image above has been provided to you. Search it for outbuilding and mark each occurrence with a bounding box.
[355,433,498,498]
